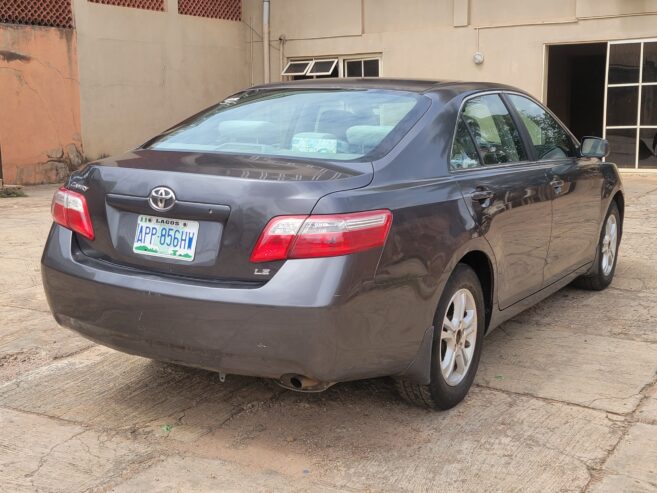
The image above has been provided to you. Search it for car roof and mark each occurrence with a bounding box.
[248,78,524,96]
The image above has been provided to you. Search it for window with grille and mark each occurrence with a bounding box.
[604,39,657,169]
[88,0,165,11]
[178,0,241,21]
[282,55,381,80]
[345,58,380,78]
[282,59,339,79]
[0,0,74,29]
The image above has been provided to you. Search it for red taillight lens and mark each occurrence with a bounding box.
[249,216,306,263]
[250,210,392,263]
[51,187,95,240]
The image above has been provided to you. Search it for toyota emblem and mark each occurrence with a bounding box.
[148,186,176,212]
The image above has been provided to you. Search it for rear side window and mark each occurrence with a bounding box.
[507,94,576,160]
[460,94,527,165]
[146,89,426,161]
[450,117,481,170]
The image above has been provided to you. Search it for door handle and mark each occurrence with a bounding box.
[470,189,495,202]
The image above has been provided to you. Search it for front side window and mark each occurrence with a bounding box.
[147,89,426,161]
[507,94,576,160]
[461,94,527,165]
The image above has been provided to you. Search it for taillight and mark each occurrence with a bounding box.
[51,187,95,240]
[250,210,392,263]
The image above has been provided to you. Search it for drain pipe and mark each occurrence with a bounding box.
[279,34,286,79]
[263,0,270,83]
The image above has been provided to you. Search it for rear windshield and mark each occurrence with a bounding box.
[146,89,426,161]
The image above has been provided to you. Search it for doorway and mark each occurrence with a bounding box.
[546,43,607,143]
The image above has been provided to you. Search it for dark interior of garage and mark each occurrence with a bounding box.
[546,43,607,141]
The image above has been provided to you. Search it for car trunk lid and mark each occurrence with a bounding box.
[72,149,373,282]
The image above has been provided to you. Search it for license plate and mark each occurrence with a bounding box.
[133,215,199,261]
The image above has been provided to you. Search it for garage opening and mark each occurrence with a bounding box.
[546,43,607,143]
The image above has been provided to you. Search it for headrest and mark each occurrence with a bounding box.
[346,125,394,150]
[218,120,277,144]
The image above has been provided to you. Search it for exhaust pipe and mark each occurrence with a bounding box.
[278,374,334,393]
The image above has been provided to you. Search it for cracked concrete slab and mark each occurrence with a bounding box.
[111,456,334,493]
[588,474,657,493]
[0,346,277,432]
[612,257,657,292]
[0,284,51,313]
[0,305,91,355]
[0,408,159,492]
[1,176,656,491]
[596,423,657,488]
[509,285,657,342]
[0,257,42,294]
[636,383,657,424]
[476,323,657,414]
[182,383,623,492]
[0,305,93,383]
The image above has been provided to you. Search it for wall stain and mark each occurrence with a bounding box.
[0,50,32,63]
[0,25,81,184]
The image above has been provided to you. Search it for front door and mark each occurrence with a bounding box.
[450,93,553,309]
[505,94,604,284]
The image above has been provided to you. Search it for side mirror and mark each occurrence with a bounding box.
[580,137,610,159]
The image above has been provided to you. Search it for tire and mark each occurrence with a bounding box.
[396,263,485,410]
[572,202,621,291]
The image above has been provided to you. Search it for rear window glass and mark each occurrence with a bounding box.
[147,89,425,161]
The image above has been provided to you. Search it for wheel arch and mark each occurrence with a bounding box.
[457,250,494,333]
[612,190,624,232]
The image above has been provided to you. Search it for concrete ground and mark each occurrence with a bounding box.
[1,175,656,493]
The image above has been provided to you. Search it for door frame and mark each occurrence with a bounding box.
[543,38,657,172]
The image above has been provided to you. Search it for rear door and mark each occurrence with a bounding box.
[451,93,553,309]
[505,93,604,284]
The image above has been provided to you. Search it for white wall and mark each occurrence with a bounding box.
[269,0,657,101]
[74,0,250,158]
[73,0,657,158]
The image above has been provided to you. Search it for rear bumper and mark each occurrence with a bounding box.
[42,226,431,384]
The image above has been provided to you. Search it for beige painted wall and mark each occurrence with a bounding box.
[74,0,250,159]
[268,0,657,102]
[0,25,82,185]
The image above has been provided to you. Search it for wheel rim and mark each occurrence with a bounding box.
[440,288,477,386]
[601,214,618,276]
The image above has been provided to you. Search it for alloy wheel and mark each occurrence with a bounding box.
[601,214,618,276]
[440,288,477,386]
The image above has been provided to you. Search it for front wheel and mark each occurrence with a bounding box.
[396,264,485,410]
[573,202,621,291]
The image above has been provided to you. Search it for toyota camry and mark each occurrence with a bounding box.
[42,79,623,409]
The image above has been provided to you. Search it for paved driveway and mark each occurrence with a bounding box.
[1,175,656,492]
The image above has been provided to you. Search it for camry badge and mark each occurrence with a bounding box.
[148,186,176,212]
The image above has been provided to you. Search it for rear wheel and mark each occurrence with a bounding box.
[573,202,620,291]
[396,264,485,410]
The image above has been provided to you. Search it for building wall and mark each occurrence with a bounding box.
[0,25,82,185]
[3,0,656,183]
[73,0,250,159]
[268,0,657,101]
